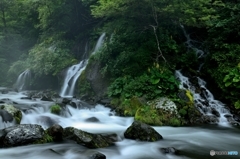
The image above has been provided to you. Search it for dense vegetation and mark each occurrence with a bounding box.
[0,0,239,115]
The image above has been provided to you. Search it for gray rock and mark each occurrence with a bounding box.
[0,124,44,147]
[0,110,13,122]
[85,117,100,123]
[63,127,112,148]
[1,105,22,124]
[124,121,163,141]
[47,124,63,142]
[160,147,179,154]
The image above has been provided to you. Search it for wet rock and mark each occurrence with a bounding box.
[201,115,219,124]
[37,116,57,127]
[20,97,32,100]
[101,133,120,143]
[0,124,45,147]
[1,89,9,94]
[41,95,53,101]
[211,108,220,117]
[160,147,179,155]
[1,105,22,124]
[233,115,240,122]
[47,124,63,142]
[85,117,100,123]
[88,151,106,159]
[0,110,13,122]
[98,99,111,106]
[124,121,163,141]
[224,114,232,118]
[62,98,71,104]
[63,127,112,148]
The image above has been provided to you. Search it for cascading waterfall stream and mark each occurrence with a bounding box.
[13,69,31,91]
[175,71,230,126]
[177,25,233,126]
[59,33,106,97]
[1,91,240,159]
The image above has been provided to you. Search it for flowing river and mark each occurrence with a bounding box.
[0,90,240,159]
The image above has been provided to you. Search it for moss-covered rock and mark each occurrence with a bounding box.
[134,98,182,126]
[124,121,163,141]
[110,96,144,116]
[1,105,22,124]
[63,127,113,148]
[50,104,61,115]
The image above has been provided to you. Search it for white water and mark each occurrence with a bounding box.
[175,70,231,126]
[0,91,240,159]
[13,69,31,91]
[59,33,106,97]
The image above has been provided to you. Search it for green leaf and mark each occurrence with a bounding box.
[233,77,240,83]
[150,78,160,85]
[223,75,230,82]
[225,81,232,87]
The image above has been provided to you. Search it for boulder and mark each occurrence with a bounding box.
[85,117,100,123]
[201,115,219,124]
[63,127,112,148]
[62,98,71,104]
[1,105,22,124]
[88,151,106,159]
[124,121,163,141]
[47,124,63,142]
[160,147,179,155]
[0,110,13,122]
[41,95,53,101]
[0,124,45,147]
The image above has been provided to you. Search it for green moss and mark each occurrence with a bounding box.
[1,105,22,124]
[34,132,53,144]
[169,118,181,126]
[50,104,61,115]
[186,90,194,104]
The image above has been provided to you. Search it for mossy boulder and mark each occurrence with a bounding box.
[110,96,144,116]
[1,105,22,124]
[135,98,182,126]
[50,104,61,115]
[46,124,63,142]
[63,127,113,148]
[124,121,163,142]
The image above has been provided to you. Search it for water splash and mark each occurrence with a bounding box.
[59,33,106,97]
[13,69,31,91]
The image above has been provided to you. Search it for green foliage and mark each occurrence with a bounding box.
[234,100,240,109]
[108,64,179,100]
[28,39,77,76]
[50,104,61,115]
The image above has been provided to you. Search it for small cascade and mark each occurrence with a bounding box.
[175,71,231,126]
[13,69,31,91]
[92,32,106,54]
[59,33,106,97]
[59,60,88,97]
[176,25,234,126]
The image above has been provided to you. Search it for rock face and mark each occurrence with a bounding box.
[63,127,113,148]
[124,121,163,141]
[0,124,45,147]
[0,105,22,124]
[84,61,110,100]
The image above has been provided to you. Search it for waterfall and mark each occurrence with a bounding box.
[175,71,230,126]
[177,26,232,126]
[59,33,106,97]
[13,69,31,91]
